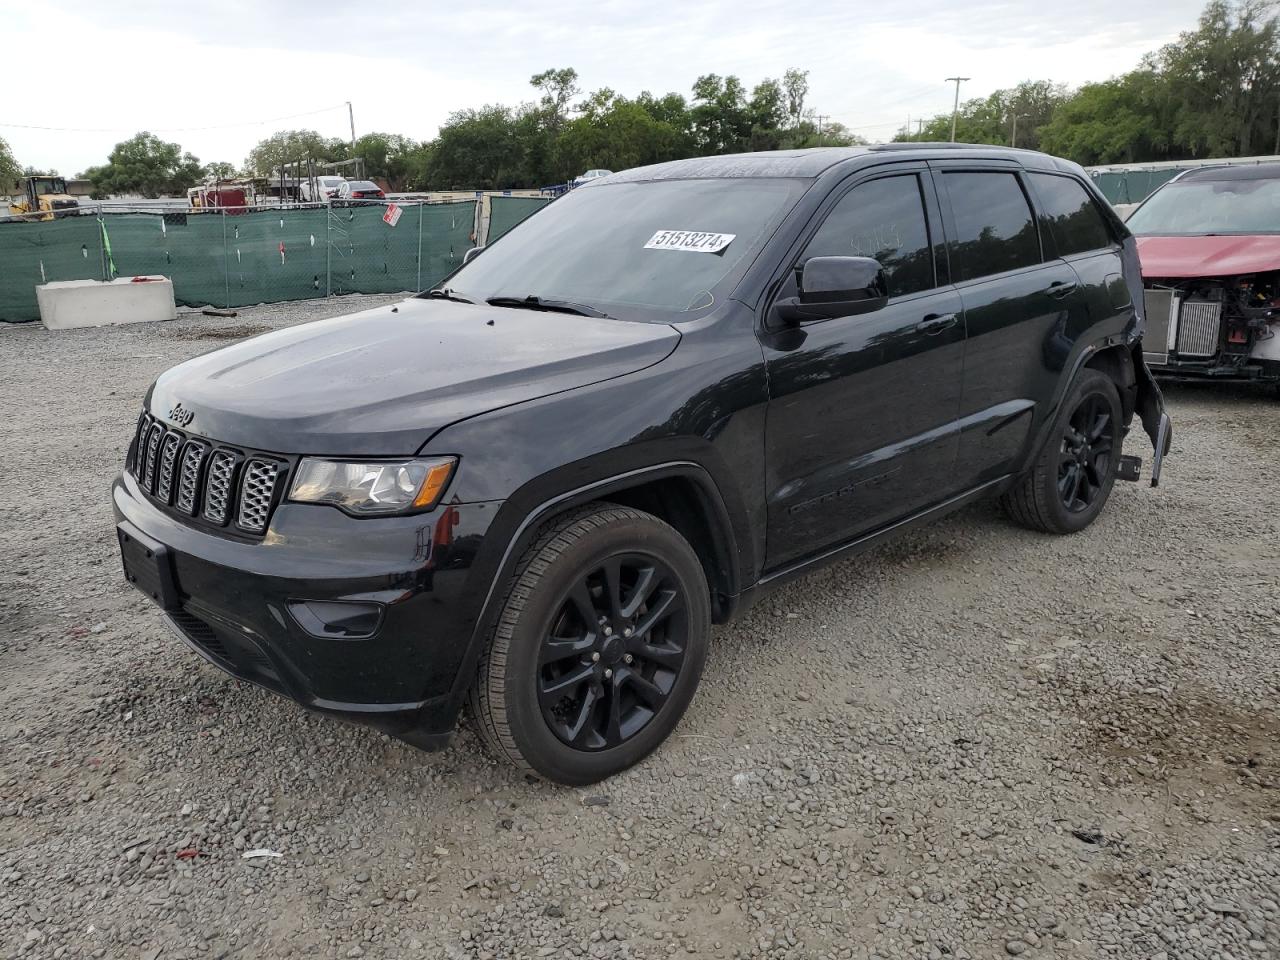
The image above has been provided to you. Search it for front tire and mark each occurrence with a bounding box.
[1001,368,1123,535]
[468,504,710,784]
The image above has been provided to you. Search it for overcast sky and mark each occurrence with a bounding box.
[4,0,1207,177]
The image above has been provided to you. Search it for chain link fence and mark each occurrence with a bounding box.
[0,200,480,323]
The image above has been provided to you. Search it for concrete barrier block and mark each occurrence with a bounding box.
[37,277,177,330]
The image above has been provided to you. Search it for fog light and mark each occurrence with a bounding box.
[288,600,383,640]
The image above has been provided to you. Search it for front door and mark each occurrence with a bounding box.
[761,170,966,570]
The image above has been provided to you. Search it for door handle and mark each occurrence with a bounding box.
[1046,280,1078,299]
[916,312,958,335]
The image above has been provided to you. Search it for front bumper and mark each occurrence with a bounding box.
[112,471,502,747]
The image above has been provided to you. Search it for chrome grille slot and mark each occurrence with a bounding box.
[142,423,165,492]
[237,459,280,533]
[155,433,183,504]
[1176,300,1222,358]
[203,451,238,525]
[175,441,207,515]
[132,414,152,475]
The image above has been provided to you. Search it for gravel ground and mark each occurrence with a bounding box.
[1,296,1277,960]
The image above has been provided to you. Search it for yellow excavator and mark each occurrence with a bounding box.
[8,175,80,220]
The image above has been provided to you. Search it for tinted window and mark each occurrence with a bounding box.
[1031,174,1113,255]
[802,175,935,297]
[943,172,1041,282]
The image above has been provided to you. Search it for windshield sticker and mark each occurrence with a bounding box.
[644,230,736,253]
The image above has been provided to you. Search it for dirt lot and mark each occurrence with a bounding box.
[1,297,1278,960]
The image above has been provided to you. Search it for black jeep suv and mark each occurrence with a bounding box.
[114,145,1170,784]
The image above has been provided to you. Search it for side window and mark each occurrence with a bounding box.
[1029,173,1114,257]
[942,172,1042,282]
[802,175,935,298]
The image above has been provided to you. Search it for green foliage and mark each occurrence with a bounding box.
[82,132,204,199]
[351,133,427,190]
[244,129,349,177]
[898,0,1279,164]
[0,138,20,192]
[203,161,238,180]
[897,80,1070,149]
[409,65,853,190]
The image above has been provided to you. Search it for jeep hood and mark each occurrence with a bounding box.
[147,298,681,455]
[1136,234,1280,279]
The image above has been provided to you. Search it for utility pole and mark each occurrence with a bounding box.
[1011,114,1028,148]
[946,77,970,142]
[346,101,356,149]
[916,119,925,135]
[814,114,830,136]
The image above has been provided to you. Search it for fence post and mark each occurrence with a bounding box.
[325,205,332,299]
[416,201,423,292]
[221,210,231,309]
[97,216,108,281]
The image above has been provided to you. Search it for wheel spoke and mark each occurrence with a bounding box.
[603,558,624,619]
[632,588,680,640]
[620,564,658,619]
[622,668,668,709]
[565,685,600,745]
[628,638,684,670]
[1072,465,1087,506]
[539,663,595,700]
[1088,410,1111,442]
[567,580,599,631]
[1058,463,1078,500]
[604,679,624,746]
[540,635,595,666]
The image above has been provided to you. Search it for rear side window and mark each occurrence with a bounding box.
[943,172,1041,282]
[802,174,935,297]
[1029,173,1113,256]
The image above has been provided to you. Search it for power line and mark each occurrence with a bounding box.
[0,103,351,135]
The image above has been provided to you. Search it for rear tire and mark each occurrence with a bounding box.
[468,504,710,785]
[1001,368,1123,535]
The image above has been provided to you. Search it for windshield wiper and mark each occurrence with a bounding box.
[485,294,611,319]
[424,287,473,304]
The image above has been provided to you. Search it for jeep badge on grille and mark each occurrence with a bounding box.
[168,403,195,428]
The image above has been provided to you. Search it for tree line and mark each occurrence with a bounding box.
[3,0,1274,199]
[895,0,1279,164]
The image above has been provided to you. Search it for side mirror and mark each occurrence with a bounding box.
[775,256,888,324]
[462,245,485,265]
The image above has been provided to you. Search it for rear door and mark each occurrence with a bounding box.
[930,163,1081,485]
[1024,170,1131,352]
[761,166,966,569]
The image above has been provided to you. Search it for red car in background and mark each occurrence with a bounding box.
[1128,163,1280,385]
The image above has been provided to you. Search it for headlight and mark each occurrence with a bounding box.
[288,457,457,515]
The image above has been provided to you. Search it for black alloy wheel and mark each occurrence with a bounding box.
[1000,367,1124,535]
[1058,392,1115,513]
[468,504,710,785]
[537,554,689,750]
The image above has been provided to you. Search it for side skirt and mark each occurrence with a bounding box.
[749,475,1011,595]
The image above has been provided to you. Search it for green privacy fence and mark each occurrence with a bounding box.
[0,201,477,323]
[487,195,553,243]
[1087,168,1182,205]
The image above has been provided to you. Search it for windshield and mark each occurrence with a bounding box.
[444,177,805,319]
[1126,176,1280,235]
